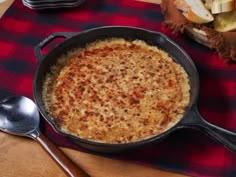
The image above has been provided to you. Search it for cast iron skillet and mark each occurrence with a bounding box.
[33,26,236,153]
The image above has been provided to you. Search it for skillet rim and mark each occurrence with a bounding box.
[33,25,199,148]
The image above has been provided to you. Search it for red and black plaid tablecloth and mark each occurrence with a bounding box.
[1,0,236,176]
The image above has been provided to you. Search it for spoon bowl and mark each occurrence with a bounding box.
[0,96,89,177]
[0,96,39,137]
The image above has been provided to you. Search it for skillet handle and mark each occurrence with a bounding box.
[34,32,77,63]
[180,106,236,153]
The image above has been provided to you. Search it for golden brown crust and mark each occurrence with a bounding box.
[43,38,190,143]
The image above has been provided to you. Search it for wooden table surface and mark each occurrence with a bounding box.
[0,0,189,176]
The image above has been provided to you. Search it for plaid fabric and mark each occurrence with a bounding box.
[1,0,236,176]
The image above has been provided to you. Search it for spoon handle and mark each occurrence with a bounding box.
[36,133,90,177]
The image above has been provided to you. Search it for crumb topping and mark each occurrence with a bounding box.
[42,38,190,143]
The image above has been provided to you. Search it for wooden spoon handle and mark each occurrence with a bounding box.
[36,133,90,177]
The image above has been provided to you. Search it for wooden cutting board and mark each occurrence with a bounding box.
[0,0,189,176]
[0,132,189,177]
[0,0,13,17]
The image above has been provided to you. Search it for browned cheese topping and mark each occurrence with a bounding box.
[43,38,190,143]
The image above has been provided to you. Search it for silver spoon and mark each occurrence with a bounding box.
[0,96,89,177]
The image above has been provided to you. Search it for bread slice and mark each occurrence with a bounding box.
[214,10,236,32]
[174,0,214,24]
[204,0,213,10]
[211,0,236,14]
[184,26,210,47]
